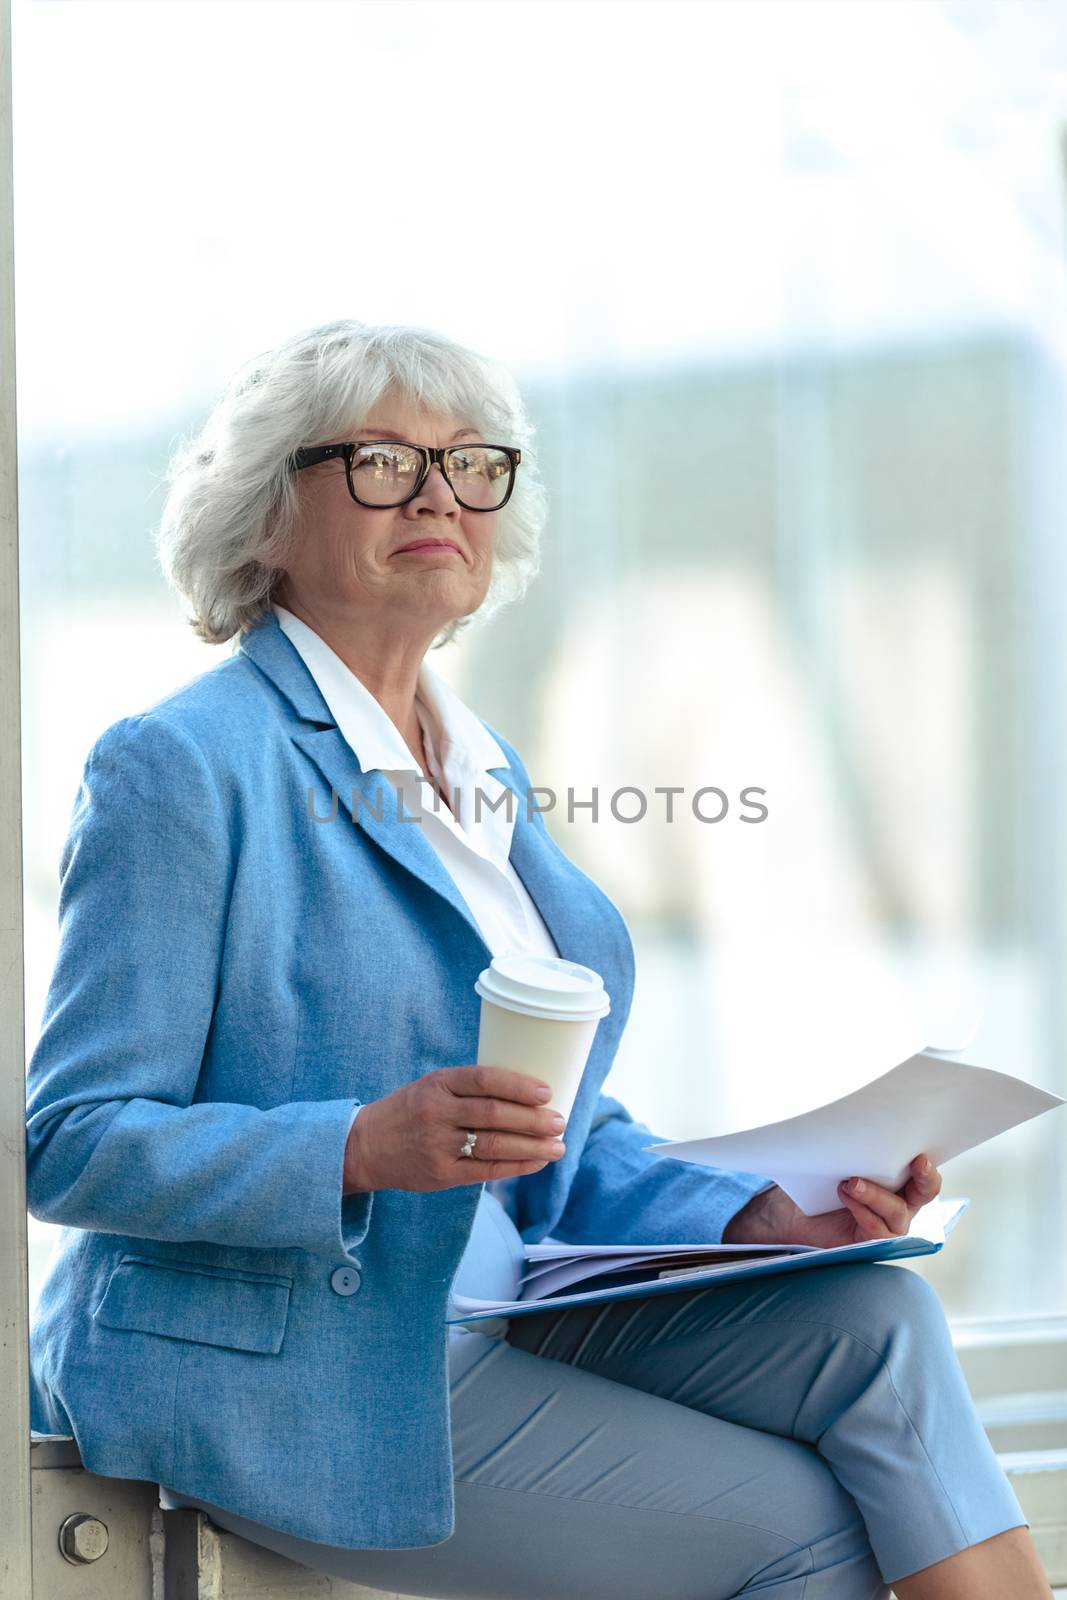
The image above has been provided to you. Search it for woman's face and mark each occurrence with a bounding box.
[277,398,498,635]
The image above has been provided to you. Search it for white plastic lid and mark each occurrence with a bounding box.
[474,955,611,1021]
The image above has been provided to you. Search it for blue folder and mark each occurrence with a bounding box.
[446,1198,970,1325]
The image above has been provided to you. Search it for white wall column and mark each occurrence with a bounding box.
[0,0,34,1593]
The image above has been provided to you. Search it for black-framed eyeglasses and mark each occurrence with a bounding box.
[288,440,521,512]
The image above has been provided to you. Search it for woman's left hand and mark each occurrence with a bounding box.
[722,1153,944,1247]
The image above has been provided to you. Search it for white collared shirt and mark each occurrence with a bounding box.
[273,604,560,965]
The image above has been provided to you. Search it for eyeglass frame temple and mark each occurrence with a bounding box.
[288,441,522,511]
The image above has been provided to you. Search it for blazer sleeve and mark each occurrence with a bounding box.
[553,1091,777,1246]
[25,712,371,1265]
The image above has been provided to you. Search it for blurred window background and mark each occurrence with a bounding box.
[14,0,1067,1325]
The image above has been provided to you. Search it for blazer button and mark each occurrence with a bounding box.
[330,1266,362,1296]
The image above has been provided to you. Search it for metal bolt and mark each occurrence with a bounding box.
[58,1513,109,1564]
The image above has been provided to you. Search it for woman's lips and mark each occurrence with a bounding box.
[393,540,461,555]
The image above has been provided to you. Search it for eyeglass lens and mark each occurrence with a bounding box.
[350,444,512,509]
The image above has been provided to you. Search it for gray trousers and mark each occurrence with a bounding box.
[159,1262,1027,1599]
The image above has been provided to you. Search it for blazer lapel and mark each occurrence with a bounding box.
[292,723,493,955]
[239,614,588,964]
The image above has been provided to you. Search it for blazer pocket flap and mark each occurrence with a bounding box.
[94,1255,293,1355]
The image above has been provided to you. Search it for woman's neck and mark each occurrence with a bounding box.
[273,593,439,775]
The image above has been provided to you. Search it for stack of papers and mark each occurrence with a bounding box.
[447,1197,969,1324]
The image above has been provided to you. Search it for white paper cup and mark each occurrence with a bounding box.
[474,955,611,1124]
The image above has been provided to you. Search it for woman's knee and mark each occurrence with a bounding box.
[804,1262,953,1358]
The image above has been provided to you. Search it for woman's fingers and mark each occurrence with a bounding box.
[836,1186,897,1238]
[901,1153,943,1209]
[837,1153,943,1238]
[447,1093,565,1138]
[837,1177,912,1236]
[460,1129,566,1164]
[443,1064,553,1107]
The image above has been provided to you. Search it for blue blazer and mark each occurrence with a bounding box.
[25,610,772,1550]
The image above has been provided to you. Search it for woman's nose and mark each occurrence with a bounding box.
[418,461,460,509]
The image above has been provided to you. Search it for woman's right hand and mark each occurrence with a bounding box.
[342,1065,568,1194]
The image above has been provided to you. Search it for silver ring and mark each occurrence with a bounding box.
[459,1130,478,1159]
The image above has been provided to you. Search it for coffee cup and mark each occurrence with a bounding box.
[474,955,611,1124]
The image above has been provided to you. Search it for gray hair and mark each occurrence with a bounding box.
[153,319,549,648]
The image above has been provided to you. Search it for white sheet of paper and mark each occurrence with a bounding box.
[644,1053,1064,1216]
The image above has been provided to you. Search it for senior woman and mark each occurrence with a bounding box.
[26,320,1048,1600]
